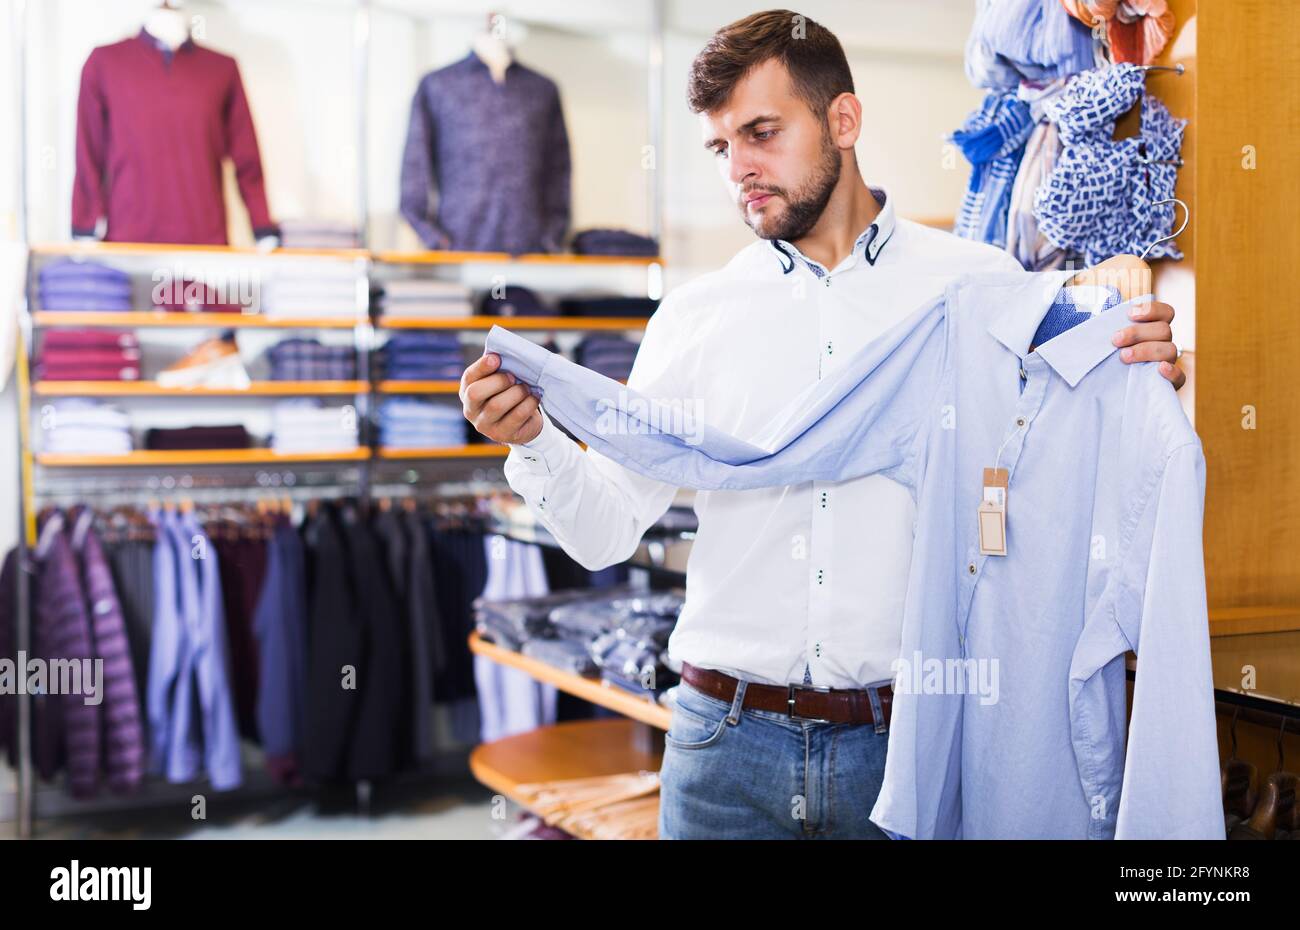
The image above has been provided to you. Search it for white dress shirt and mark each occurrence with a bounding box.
[501,189,1022,688]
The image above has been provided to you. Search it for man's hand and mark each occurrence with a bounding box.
[461,352,544,444]
[1112,300,1185,390]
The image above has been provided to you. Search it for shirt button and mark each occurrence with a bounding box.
[968,563,976,575]
[1018,367,1027,381]
[1015,417,1026,427]
[824,278,832,287]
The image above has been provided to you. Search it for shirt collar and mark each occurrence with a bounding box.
[466,50,517,76]
[771,186,897,275]
[985,269,1151,388]
[137,27,193,57]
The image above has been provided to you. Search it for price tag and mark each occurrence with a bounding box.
[979,467,1008,556]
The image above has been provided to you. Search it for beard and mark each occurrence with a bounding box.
[740,133,842,242]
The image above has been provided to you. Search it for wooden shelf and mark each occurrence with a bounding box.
[36,448,371,467]
[1209,605,1300,637]
[33,380,369,397]
[468,719,661,840]
[374,250,661,267]
[469,631,672,730]
[31,241,367,260]
[32,312,362,329]
[377,315,648,331]
[376,444,508,459]
[376,380,460,394]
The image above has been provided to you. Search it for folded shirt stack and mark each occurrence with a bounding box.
[40,399,133,454]
[378,332,465,381]
[35,329,141,381]
[144,424,252,450]
[276,219,361,250]
[270,399,359,453]
[378,398,465,449]
[574,334,640,381]
[480,285,549,317]
[151,276,249,313]
[557,296,659,318]
[38,259,133,312]
[265,338,357,381]
[261,268,360,318]
[571,229,660,257]
[373,278,474,318]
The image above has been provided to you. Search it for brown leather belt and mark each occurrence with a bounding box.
[681,661,892,728]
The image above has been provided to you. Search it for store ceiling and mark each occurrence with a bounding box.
[363,0,974,57]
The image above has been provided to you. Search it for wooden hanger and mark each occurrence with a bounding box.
[1065,254,1152,302]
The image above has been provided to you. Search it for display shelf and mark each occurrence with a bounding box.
[376,315,649,331]
[33,380,370,397]
[373,250,661,267]
[1208,604,1300,637]
[32,312,363,329]
[30,241,367,260]
[35,448,372,467]
[376,380,460,394]
[469,631,672,730]
[468,719,661,841]
[376,445,509,459]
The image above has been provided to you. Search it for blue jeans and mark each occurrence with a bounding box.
[657,678,891,839]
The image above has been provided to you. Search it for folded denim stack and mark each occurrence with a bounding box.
[378,332,464,381]
[573,334,640,381]
[557,296,659,318]
[261,267,360,318]
[264,338,357,381]
[40,399,133,454]
[480,285,549,317]
[570,229,660,257]
[377,398,465,449]
[270,399,359,453]
[35,329,141,381]
[374,278,474,318]
[38,259,132,311]
[144,425,252,450]
[473,585,682,688]
[474,584,640,651]
[276,219,361,250]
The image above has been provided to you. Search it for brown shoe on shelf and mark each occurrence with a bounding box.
[156,331,251,389]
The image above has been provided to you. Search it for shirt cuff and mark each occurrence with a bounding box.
[509,407,569,476]
[484,324,552,387]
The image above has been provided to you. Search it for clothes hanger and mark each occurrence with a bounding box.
[1064,253,1152,302]
[1138,197,1190,261]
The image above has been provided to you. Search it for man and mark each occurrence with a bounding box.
[460,10,1182,839]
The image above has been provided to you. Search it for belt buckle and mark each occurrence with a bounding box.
[787,683,834,724]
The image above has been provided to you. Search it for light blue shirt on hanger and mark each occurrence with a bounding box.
[483,268,1222,839]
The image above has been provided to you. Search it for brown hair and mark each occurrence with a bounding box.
[687,10,854,119]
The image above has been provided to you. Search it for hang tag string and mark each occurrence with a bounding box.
[992,420,1025,474]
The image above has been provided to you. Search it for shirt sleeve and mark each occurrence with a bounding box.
[540,83,572,253]
[1069,440,1223,839]
[490,290,950,493]
[71,50,108,238]
[499,300,683,572]
[222,61,276,239]
[399,78,451,249]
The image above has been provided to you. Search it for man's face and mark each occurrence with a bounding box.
[701,58,841,242]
